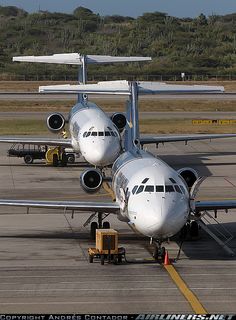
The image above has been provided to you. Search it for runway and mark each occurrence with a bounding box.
[0,139,236,313]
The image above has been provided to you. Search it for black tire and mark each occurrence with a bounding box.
[113,255,118,265]
[101,255,105,265]
[190,221,199,238]
[67,154,75,164]
[118,255,122,263]
[103,221,110,229]
[90,221,98,240]
[160,247,166,263]
[61,152,67,167]
[24,154,33,164]
[52,154,59,167]
[89,255,93,263]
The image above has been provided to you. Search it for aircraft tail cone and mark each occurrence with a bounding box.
[164,250,171,265]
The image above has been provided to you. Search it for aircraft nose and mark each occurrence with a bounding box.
[82,138,121,166]
[128,197,188,238]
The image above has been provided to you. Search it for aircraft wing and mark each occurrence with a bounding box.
[39,80,224,94]
[195,200,236,213]
[0,199,120,213]
[140,134,236,145]
[0,137,72,147]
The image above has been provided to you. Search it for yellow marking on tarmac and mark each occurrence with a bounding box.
[102,181,116,201]
[164,264,207,314]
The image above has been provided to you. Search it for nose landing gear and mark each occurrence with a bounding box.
[153,241,166,262]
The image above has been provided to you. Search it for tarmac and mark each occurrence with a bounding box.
[0,139,236,313]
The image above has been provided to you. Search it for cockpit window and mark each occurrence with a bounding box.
[105,131,111,136]
[114,131,118,137]
[142,178,149,184]
[86,132,91,137]
[165,185,175,192]
[169,178,176,183]
[145,185,154,192]
[91,132,97,136]
[111,132,115,136]
[136,185,144,194]
[132,185,138,195]
[156,185,164,192]
[179,185,186,194]
[174,185,182,193]
[83,132,87,137]
[98,132,104,136]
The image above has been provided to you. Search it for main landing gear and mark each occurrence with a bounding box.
[84,212,111,240]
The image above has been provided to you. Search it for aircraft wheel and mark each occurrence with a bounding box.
[103,221,110,229]
[160,247,166,263]
[24,154,34,164]
[90,221,98,240]
[52,154,59,167]
[190,221,199,238]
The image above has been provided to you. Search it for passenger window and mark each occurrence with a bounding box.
[145,185,154,192]
[105,131,111,136]
[169,178,176,183]
[136,185,144,194]
[132,185,138,195]
[91,132,97,136]
[98,132,104,136]
[156,185,164,192]
[174,185,182,194]
[165,185,175,192]
[86,132,91,137]
[83,132,87,137]
[142,178,149,184]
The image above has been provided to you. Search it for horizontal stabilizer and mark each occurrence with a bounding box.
[39,80,224,95]
[13,53,151,65]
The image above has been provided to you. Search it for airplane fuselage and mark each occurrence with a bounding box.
[112,150,189,240]
[68,101,121,166]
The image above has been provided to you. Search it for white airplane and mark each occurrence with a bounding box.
[0,53,151,167]
[1,80,236,259]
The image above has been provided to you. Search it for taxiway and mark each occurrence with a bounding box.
[0,139,236,313]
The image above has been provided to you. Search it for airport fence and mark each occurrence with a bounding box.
[1,74,236,81]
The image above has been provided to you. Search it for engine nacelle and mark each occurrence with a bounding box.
[177,167,199,188]
[46,113,65,133]
[80,169,103,193]
[111,113,127,132]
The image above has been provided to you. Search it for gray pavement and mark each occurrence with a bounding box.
[0,140,236,313]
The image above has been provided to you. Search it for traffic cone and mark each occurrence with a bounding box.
[164,250,171,265]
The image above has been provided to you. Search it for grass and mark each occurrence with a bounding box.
[0,118,235,135]
[0,99,236,113]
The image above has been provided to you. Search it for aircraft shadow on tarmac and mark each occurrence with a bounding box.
[158,151,236,176]
[172,221,236,261]
[1,223,236,261]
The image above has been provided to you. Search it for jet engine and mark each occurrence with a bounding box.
[46,113,65,133]
[111,113,127,132]
[177,167,199,188]
[80,169,103,193]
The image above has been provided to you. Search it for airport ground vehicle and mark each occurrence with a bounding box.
[88,229,125,265]
[8,144,76,165]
